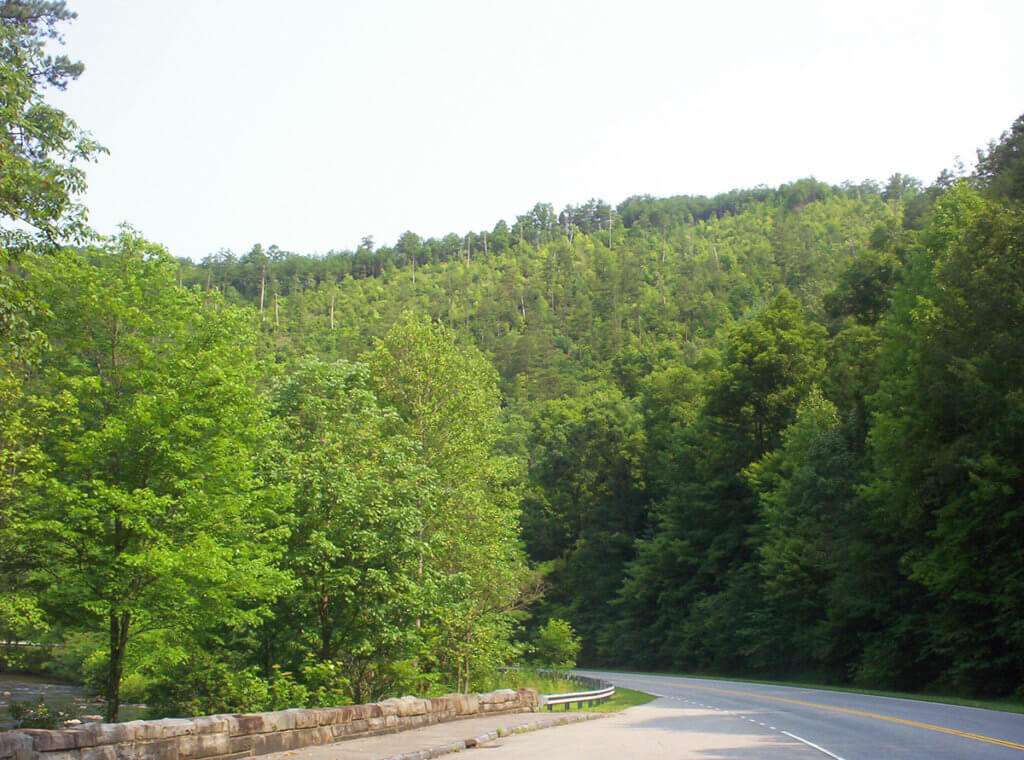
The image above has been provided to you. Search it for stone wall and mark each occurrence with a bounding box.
[0,689,539,760]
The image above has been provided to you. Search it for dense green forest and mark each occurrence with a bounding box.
[3,1,1024,723]
[168,158,1024,701]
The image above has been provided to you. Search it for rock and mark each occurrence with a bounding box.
[0,733,32,760]
[454,693,479,715]
[79,746,116,760]
[394,696,427,717]
[20,729,81,752]
[279,708,318,730]
[64,719,83,726]
[178,733,229,759]
[81,715,104,722]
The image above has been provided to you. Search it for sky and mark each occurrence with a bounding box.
[53,0,1024,261]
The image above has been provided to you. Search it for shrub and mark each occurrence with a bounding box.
[119,672,150,704]
[531,618,581,669]
[300,659,351,707]
[144,654,357,717]
[146,653,272,717]
[266,666,309,711]
[8,700,69,729]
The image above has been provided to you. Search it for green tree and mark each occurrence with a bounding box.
[867,183,1024,695]
[16,232,292,720]
[744,389,863,677]
[1,2,103,585]
[271,357,428,702]
[531,618,581,669]
[520,384,647,661]
[824,249,902,326]
[613,290,825,672]
[0,309,51,667]
[976,113,1024,202]
[704,289,827,459]
[0,0,104,250]
[365,313,528,691]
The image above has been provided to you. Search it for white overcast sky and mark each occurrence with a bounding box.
[53,0,1024,260]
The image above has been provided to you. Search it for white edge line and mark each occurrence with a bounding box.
[781,731,846,760]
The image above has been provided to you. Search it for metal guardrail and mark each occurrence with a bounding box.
[539,671,615,711]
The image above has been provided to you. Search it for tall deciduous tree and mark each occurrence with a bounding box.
[1,2,103,579]
[520,384,647,660]
[0,0,103,250]
[976,114,1024,202]
[272,357,428,702]
[17,231,292,720]
[744,389,861,676]
[365,313,528,691]
[867,183,1024,695]
[612,290,825,671]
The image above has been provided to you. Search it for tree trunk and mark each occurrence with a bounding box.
[105,610,130,722]
[329,293,335,329]
[415,544,424,632]
[259,264,266,318]
[318,592,333,661]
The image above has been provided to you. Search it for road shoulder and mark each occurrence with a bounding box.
[476,699,825,759]
[259,710,605,760]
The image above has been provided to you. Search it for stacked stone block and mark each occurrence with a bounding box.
[0,689,539,760]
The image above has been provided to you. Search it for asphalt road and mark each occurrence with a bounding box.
[569,670,1024,759]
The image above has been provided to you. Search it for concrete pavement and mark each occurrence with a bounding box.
[477,700,824,758]
[258,710,601,760]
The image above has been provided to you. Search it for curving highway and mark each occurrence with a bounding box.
[483,670,1024,758]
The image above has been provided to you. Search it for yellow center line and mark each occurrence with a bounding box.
[659,682,1024,752]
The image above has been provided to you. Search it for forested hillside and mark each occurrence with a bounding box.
[171,121,1024,699]
[3,2,1023,725]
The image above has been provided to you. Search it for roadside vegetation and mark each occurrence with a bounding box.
[480,670,578,697]
[585,688,657,713]
[479,669,655,714]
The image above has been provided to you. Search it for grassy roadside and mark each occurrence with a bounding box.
[487,669,580,695]
[584,686,657,712]
[590,668,1024,715]
[529,686,656,714]
[492,669,656,713]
